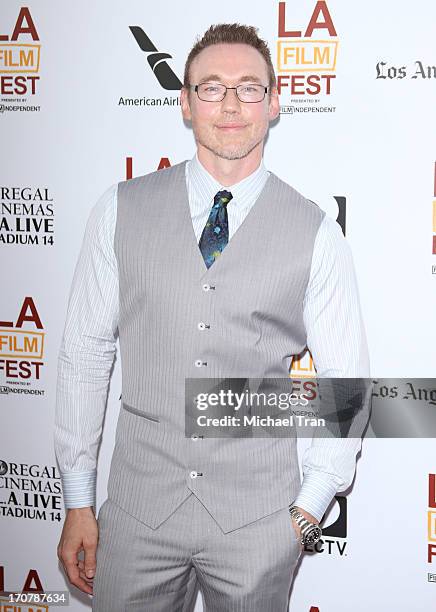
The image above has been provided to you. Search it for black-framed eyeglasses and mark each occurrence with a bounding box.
[190,82,269,103]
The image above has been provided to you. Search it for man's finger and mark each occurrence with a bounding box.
[79,571,94,583]
[77,560,93,582]
[83,539,97,579]
[63,553,93,594]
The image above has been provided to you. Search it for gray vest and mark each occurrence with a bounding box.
[106,160,325,533]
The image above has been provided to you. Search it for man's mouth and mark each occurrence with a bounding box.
[215,123,248,131]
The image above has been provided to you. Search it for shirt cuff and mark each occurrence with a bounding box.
[291,470,339,522]
[60,469,96,509]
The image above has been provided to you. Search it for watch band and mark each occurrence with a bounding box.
[288,505,322,545]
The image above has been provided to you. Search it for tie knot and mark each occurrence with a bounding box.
[214,190,233,208]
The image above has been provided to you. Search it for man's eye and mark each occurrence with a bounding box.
[240,85,259,93]
[203,85,220,93]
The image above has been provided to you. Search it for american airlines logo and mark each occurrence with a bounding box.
[129,27,182,90]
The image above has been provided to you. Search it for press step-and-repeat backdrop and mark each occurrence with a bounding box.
[1,1,436,610]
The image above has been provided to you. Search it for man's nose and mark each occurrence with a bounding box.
[220,88,241,112]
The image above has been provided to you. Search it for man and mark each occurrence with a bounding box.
[55,23,369,611]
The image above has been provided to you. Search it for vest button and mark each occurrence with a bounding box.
[197,322,206,331]
[202,283,210,292]
[194,359,203,367]
[190,470,198,479]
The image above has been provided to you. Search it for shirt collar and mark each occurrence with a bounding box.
[186,151,269,211]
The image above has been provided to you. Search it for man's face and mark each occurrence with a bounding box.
[181,43,279,161]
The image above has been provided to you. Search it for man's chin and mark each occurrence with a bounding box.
[214,149,250,161]
[202,141,260,161]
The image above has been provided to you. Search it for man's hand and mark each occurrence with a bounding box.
[57,507,98,595]
[290,506,319,547]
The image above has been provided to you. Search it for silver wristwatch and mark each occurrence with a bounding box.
[288,505,322,546]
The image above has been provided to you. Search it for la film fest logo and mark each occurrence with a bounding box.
[0,563,68,609]
[0,565,46,605]
[0,459,62,522]
[432,163,436,264]
[0,7,41,114]
[118,28,181,109]
[0,598,50,612]
[291,351,315,377]
[125,156,171,181]
[276,1,339,115]
[428,474,436,574]
[0,297,45,385]
[0,186,54,246]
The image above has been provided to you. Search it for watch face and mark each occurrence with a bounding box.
[304,526,322,545]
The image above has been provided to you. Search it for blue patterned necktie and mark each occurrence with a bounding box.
[199,190,233,269]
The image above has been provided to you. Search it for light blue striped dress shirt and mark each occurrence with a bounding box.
[54,153,370,521]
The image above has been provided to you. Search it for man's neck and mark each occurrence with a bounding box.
[196,143,263,187]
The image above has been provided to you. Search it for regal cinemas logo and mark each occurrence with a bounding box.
[0,459,62,522]
[0,186,54,246]
[276,1,338,115]
[0,298,45,385]
[0,7,41,113]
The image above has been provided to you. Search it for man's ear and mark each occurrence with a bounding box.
[180,86,192,121]
[268,86,280,121]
